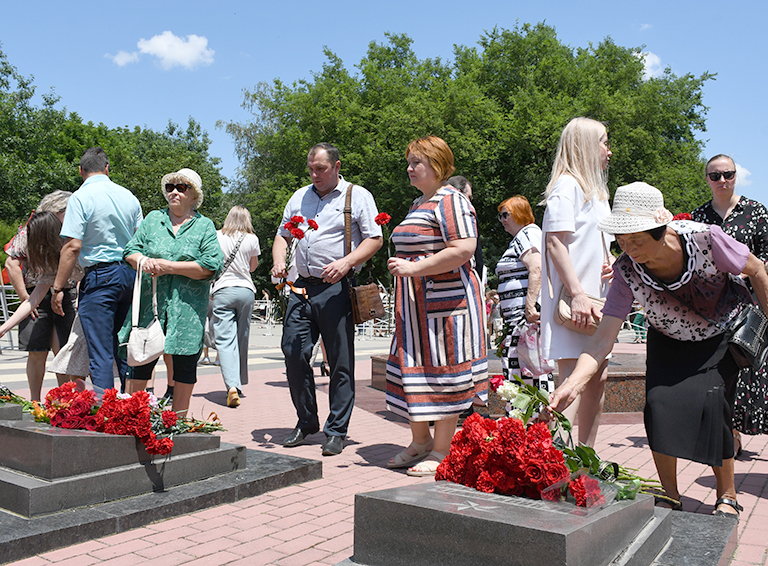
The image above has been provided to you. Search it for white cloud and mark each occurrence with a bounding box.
[107,50,140,66]
[640,23,652,31]
[735,162,752,187]
[137,31,214,70]
[637,51,663,80]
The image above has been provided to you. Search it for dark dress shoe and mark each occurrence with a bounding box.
[322,435,344,456]
[283,427,318,447]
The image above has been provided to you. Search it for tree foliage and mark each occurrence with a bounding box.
[225,24,713,288]
[0,44,227,239]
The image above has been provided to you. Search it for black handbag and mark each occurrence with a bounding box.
[726,303,768,370]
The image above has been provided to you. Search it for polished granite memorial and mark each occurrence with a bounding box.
[337,481,737,566]
[0,405,322,564]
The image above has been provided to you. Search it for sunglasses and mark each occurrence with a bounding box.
[165,183,190,193]
[498,211,509,221]
[707,171,736,182]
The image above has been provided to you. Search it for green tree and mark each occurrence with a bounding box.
[222,24,713,287]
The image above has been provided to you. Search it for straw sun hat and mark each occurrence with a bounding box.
[161,168,204,208]
[597,182,673,235]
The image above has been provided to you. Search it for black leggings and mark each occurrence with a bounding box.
[128,351,201,384]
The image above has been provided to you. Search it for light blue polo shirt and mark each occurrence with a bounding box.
[60,174,144,267]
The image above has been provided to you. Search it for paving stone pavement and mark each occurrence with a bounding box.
[1,326,767,566]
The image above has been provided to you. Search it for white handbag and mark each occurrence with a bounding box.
[125,258,165,367]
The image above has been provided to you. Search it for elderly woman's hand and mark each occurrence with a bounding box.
[142,257,175,276]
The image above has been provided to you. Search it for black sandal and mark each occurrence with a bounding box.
[654,495,683,511]
[714,497,743,519]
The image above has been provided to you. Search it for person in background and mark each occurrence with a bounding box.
[121,168,222,415]
[212,205,260,408]
[447,175,484,277]
[540,117,613,447]
[549,183,766,518]
[692,153,768,448]
[1,208,81,399]
[51,148,143,392]
[386,136,487,476]
[495,195,553,392]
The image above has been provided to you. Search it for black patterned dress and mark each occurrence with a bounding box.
[692,196,768,435]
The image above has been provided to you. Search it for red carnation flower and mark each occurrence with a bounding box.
[375,212,392,226]
[672,212,692,221]
[489,374,505,392]
[284,221,296,231]
[291,215,304,224]
[291,228,306,240]
[162,410,178,428]
[307,219,319,230]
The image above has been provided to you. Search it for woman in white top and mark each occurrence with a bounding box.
[212,206,261,407]
[541,117,613,446]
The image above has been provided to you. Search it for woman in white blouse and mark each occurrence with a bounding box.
[212,206,261,407]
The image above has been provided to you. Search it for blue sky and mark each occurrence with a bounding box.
[1,0,766,206]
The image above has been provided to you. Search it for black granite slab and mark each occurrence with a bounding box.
[352,482,662,566]
[0,449,322,564]
[336,483,737,566]
[0,403,22,420]
[0,418,220,478]
[0,441,246,517]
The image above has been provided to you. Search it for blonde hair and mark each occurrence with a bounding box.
[37,190,72,214]
[221,205,254,236]
[544,117,609,203]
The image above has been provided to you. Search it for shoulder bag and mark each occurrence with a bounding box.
[546,235,608,336]
[651,273,768,370]
[214,232,246,282]
[124,258,165,367]
[344,185,386,324]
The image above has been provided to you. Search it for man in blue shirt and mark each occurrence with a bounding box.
[51,147,143,391]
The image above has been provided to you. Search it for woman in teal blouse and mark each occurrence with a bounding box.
[121,168,223,415]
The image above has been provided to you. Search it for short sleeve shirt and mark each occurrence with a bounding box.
[61,175,143,267]
[211,232,260,294]
[495,224,542,323]
[276,176,382,278]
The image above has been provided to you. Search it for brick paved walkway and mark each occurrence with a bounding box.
[3,332,768,566]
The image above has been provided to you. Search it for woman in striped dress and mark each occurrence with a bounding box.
[385,136,488,477]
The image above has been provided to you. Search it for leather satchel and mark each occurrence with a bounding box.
[728,303,768,370]
[555,286,605,336]
[124,258,165,367]
[344,185,385,324]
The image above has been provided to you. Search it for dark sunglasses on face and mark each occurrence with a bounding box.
[707,171,736,182]
[165,183,190,193]
[498,211,509,221]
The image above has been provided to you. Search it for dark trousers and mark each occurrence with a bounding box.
[281,279,355,437]
[78,262,134,391]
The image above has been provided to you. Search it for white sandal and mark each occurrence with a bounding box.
[387,439,434,469]
[406,451,447,477]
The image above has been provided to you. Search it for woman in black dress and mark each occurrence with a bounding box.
[692,154,768,446]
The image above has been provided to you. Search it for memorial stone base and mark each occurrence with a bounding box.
[0,408,322,564]
[337,482,737,566]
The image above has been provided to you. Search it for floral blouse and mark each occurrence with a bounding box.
[119,209,223,356]
[692,196,768,262]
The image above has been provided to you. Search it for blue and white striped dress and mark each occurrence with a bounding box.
[385,188,488,422]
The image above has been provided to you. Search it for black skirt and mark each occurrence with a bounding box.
[644,326,738,467]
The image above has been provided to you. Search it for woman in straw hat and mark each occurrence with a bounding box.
[549,182,768,517]
[120,168,223,415]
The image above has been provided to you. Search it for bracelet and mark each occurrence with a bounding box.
[51,287,63,295]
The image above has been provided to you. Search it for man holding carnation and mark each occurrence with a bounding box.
[271,143,382,456]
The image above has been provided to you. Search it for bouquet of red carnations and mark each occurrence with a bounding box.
[27,381,223,456]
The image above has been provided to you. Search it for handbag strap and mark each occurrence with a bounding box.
[216,232,246,280]
[344,184,362,282]
[132,258,158,328]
